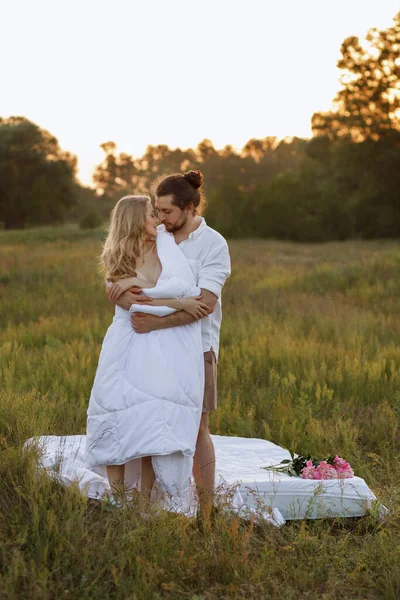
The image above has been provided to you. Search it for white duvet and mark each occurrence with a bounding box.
[85,229,204,499]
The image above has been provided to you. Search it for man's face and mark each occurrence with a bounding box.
[155,194,188,233]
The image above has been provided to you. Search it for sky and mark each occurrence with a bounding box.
[1,0,399,185]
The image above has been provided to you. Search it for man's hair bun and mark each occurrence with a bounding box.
[154,169,207,215]
[183,170,203,189]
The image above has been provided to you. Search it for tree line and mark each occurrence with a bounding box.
[0,12,399,240]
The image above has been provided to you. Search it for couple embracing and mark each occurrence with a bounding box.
[85,170,231,513]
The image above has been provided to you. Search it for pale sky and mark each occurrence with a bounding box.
[1,0,399,185]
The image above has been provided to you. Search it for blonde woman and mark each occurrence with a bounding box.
[85,195,209,510]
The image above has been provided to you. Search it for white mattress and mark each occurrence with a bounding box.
[24,434,383,524]
[212,435,380,520]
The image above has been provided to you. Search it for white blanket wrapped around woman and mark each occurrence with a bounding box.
[85,229,204,497]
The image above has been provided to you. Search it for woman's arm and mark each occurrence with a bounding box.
[111,276,155,290]
[149,296,211,320]
[150,298,183,309]
[107,276,155,302]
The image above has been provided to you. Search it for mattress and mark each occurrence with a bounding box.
[212,435,380,520]
[24,434,384,524]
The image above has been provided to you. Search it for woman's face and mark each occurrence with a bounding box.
[143,202,159,239]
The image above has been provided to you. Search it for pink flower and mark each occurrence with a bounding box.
[335,466,354,478]
[301,467,315,479]
[314,461,337,480]
[333,456,354,478]
[333,456,349,469]
[301,461,316,479]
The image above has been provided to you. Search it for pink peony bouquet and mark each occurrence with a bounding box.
[263,451,355,479]
[301,456,354,480]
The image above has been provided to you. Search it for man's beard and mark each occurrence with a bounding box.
[166,214,187,233]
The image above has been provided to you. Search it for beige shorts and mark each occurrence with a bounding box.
[203,350,217,413]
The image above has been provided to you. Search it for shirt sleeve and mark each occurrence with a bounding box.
[198,242,231,298]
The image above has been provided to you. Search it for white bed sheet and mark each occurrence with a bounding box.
[24,434,383,523]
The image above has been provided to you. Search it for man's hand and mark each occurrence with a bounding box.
[131,313,160,334]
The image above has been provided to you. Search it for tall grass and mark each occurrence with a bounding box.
[1,225,400,598]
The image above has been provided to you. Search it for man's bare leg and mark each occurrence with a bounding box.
[193,412,216,513]
[107,464,125,500]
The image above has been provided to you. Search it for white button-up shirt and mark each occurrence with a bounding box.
[157,218,231,360]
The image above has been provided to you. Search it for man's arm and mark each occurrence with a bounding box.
[132,310,196,333]
[197,242,231,300]
[130,288,218,333]
[114,292,133,311]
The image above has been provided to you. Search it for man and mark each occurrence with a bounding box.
[110,170,231,508]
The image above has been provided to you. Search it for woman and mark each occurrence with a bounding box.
[85,192,210,509]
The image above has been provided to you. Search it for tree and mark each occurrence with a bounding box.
[93,141,138,200]
[0,117,78,229]
[312,12,400,141]
[136,144,196,188]
[241,136,278,162]
[93,142,198,200]
[196,139,218,162]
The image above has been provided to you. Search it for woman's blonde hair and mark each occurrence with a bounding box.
[100,195,151,282]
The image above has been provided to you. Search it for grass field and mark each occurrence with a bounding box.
[1,224,400,599]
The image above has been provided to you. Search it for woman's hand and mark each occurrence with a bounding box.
[107,282,152,303]
[107,282,127,301]
[180,295,211,320]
